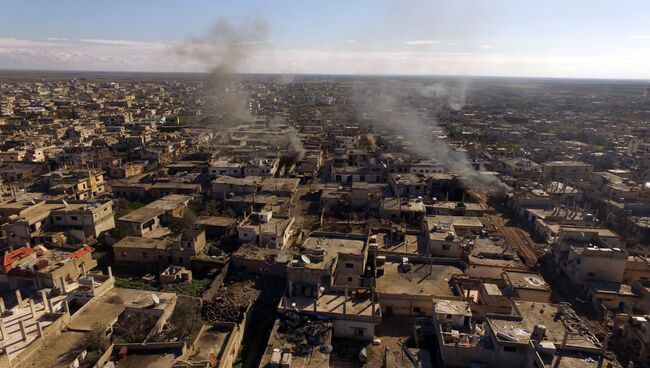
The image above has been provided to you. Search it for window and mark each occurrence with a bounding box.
[442,244,451,251]
[347,276,353,282]
[71,216,78,221]
[55,216,62,221]
[345,263,354,269]
[142,252,148,258]
[413,307,421,314]
[503,346,517,353]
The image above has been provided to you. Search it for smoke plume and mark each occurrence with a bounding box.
[417,80,468,111]
[268,115,306,163]
[175,16,269,124]
[355,82,509,194]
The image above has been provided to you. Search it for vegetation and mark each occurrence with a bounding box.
[114,199,146,218]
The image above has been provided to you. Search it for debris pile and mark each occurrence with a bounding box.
[557,305,602,347]
[201,278,259,323]
[278,312,331,356]
[112,310,158,343]
[201,296,248,323]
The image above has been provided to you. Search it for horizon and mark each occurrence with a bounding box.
[2,0,650,79]
[1,68,650,83]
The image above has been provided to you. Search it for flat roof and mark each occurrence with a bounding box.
[588,281,638,297]
[118,206,165,223]
[430,201,484,211]
[196,215,237,227]
[434,299,471,316]
[259,318,331,368]
[113,236,169,250]
[504,270,550,291]
[542,161,591,167]
[468,238,525,269]
[424,215,484,232]
[190,325,232,364]
[489,301,600,350]
[212,175,260,185]
[376,262,463,297]
[16,331,87,368]
[144,194,191,211]
[68,288,175,332]
[301,235,366,270]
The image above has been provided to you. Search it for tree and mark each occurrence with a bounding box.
[203,200,218,216]
[85,323,110,353]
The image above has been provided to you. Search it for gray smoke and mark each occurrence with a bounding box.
[417,80,468,111]
[268,115,305,162]
[355,83,509,194]
[175,16,269,124]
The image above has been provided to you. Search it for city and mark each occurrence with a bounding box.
[0,1,650,368]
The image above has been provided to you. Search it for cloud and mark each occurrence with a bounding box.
[404,40,441,46]
[1,36,650,79]
[344,39,356,44]
[78,38,166,47]
[629,35,650,40]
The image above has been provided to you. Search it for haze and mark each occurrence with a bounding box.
[2,0,650,79]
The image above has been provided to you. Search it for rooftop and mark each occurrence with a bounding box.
[489,301,601,350]
[504,270,550,291]
[376,262,463,298]
[300,234,366,270]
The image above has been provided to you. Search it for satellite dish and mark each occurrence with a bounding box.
[301,255,311,264]
[320,344,333,354]
[152,294,160,304]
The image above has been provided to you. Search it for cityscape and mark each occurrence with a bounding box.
[0,1,650,368]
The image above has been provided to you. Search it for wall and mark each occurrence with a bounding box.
[332,319,376,340]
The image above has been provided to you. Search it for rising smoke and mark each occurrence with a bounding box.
[355,82,510,194]
[268,115,306,163]
[175,16,269,124]
[417,80,468,111]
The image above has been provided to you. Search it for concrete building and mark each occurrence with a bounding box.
[375,259,464,316]
[236,210,295,249]
[552,228,628,285]
[433,300,615,368]
[541,161,592,182]
[1,199,115,247]
[112,229,206,266]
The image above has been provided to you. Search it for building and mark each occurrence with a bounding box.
[541,161,592,182]
[422,215,485,257]
[375,259,464,316]
[1,199,115,247]
[467,238,526,278]
[116,194,191,237]
[112,229,206,266]
[433,300,616,368]
[236,210,295,249]
[552,227,627,286]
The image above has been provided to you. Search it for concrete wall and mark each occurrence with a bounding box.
[332,319,376,340]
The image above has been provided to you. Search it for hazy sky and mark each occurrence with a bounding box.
[1,0,650,79]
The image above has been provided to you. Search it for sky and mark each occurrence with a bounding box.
[1,0,650,79]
